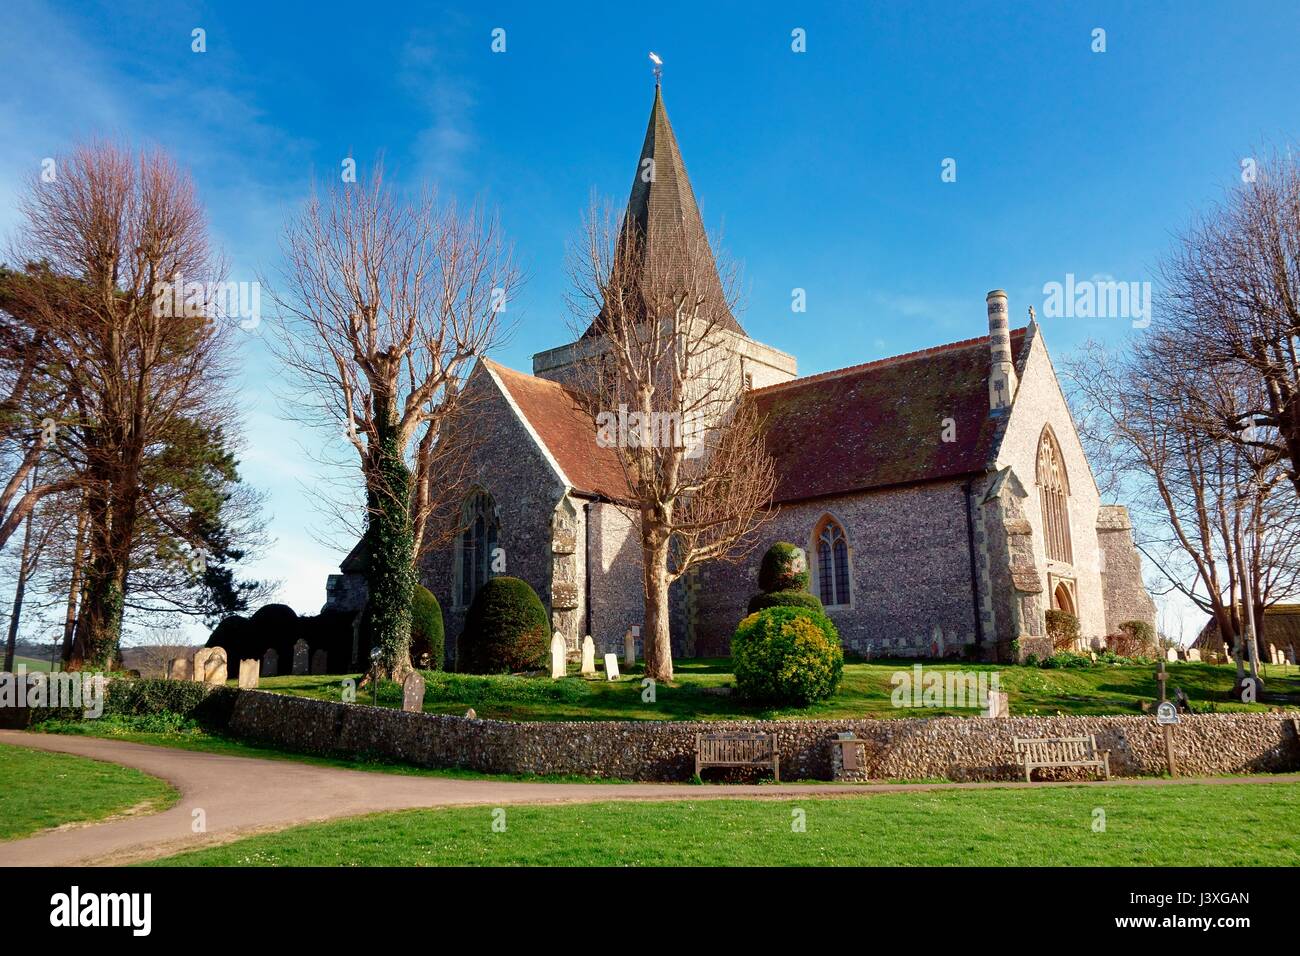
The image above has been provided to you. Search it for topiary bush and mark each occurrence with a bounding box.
[1045,609,1080,652]
[746,589,824,615]
[757,542,810,594]
[410,584,445,670]
[732,606,843,706]
[459,576,550,674]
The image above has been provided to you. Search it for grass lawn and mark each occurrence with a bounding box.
[255,659,1300,722]
[0,743,177,841]
[148,780,1300,866]
[4,654,58,673]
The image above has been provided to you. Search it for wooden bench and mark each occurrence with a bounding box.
[695,732,779,782]
[1013,735,1111,782]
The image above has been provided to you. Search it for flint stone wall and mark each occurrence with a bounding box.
[226,690,1300,782]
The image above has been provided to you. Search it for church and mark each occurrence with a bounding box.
[418,84,1156,665]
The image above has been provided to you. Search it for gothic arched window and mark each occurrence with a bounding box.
[814,516,851,608]
[456,490,500,607]
[1036,427,1073,564]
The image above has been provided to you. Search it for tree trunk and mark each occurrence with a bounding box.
[60,505,87,663]
[641,532,673,681]
[3,497,35,672]
[363,402,415,681]
[70,479,137,670]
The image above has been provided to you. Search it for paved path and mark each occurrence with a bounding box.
[3,730,1298,866]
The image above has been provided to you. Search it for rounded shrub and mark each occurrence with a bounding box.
[459,576,550,674]
[757,542,809,593]
[410,584,445,670]
[1045,609,1080,652]
[746,589,824,615]
[732,606,843,706]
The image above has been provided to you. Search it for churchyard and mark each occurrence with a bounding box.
[255,657,1300,722]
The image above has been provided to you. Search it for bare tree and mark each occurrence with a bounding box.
[4,141,250,668]
[567,201,775,681]
[273,165,520,678]
[1066,337,1300,684]
[1162,148,1300,496]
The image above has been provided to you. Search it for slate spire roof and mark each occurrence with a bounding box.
[583,84,743,338]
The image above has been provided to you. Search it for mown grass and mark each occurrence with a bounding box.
[147,781,1300,867]
[255,659,1300,722]
[0,742,177,841]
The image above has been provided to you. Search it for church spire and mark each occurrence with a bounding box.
[585,83,744,337]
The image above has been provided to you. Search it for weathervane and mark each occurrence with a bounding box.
[649,51,663,84]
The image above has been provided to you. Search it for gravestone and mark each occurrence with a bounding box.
[238,658,259,689]
[983,690,1009,718]
[604,653,620,681]
[402,671,425,713]
[310,649,328,675]
[292,639,309,675]
[194,647,227,686]
[1165,648,1178,662]
[190,648,211,682]
[580,635,596,676]
[623,629,636,667]
[550,634,567,679]
[168,657,192,681]
[261,648,279,677]
[1186,648,1201,662]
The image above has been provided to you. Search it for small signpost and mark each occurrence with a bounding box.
[1155,662,1178,776]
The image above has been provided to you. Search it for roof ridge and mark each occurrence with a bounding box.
[751,327,1029,395]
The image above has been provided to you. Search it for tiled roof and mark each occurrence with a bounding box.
[751,329,1029,503]
[1195,604,1300,650]
[487,328,1029,506]
[583,85,742,338]
[484,359,631,502]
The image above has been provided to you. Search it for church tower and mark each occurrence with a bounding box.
[533,83,795,392]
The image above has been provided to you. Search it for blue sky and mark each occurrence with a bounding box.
[2,0,1297,643]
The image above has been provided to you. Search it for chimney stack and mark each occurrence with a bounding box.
[986,289,1018,411]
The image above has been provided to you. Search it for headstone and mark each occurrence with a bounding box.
[982,690,1009,718]
[190,648,210,682]
[931,624,944,658]
[623,629,636,667]
[464,708,477,719]
[1187,648,1201,662]
[1165,648,1178,662]
[580,635,595,675]
[167,657,192,681]
[238,658,260,689]
[310,649,328,675]
[550,634,567,679]
[402,671,425,713]
[1287,648,1296,665]
[260,648,279,677]
[604,653,620,681]
[194,647,226,686]
[292,639,309,675]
